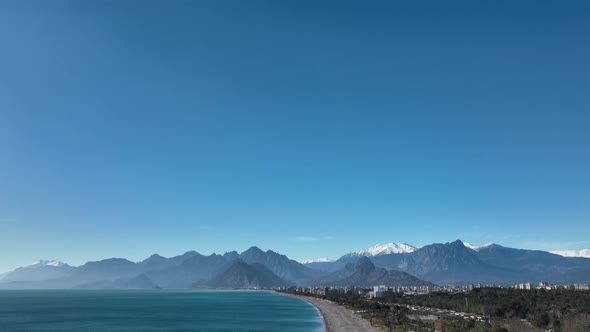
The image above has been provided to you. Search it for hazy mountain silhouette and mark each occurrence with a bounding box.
[314,256,432,287]
[2,240,590,289]
[205,260,289,288]
[239,246,322,283]
[303,240,590,285]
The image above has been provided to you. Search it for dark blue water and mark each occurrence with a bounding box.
[0,290,323,331]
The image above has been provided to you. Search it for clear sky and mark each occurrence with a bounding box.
[1,0,589,272]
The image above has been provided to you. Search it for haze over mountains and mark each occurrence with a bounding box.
[306,240,590,285]
[314,257,432,287]
[2,241,590,289]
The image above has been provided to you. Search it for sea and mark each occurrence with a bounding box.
[0,290,324,331]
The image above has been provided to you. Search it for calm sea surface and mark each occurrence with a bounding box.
[0,290,323,331]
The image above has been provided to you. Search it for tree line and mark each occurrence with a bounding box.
[384,287,590,331]
[282,288,590,331]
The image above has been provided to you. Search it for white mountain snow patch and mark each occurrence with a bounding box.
[464,242,494,251]
[463,242,478,250]
[550,249,590,258]
[349,242,417,257]
[27,260,67,268]
[299,258,333,264]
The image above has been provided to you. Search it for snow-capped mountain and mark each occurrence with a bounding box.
[299,258,333,264]
[463,242,494,251]
[2,241,590,288]
[550,249,590,258]
[28,260,68,268]
[0,259,73,284]
[347,242,417,257]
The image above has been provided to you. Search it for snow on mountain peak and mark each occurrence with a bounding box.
[464,242,494,251]
[28,260,67,268]
[299,258,333,264]
[463,242,477,250]
[349,242,417,256]
[550,249,590,258]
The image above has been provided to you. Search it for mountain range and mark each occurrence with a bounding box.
[202,260,290,288]
[0,247,322,290]
[314,257,432,287]
[305,240,590,285]
[346,242,417,256]
[2,240,590,289]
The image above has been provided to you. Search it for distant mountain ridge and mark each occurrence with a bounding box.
[298,258,333,264]
[0,247,326,290]
[302,240,590,285]
[0,260,74,283]
[239,246,322,283]
[204,260,289,288]
[2,240,590,288]
[463,243,494,251]
[346,242,417,257]
[28,260,68,268]
[304,242,418,273]
[314,257,432,287]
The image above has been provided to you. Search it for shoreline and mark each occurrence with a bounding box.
[278,293,328,332]
[276,292,380,332]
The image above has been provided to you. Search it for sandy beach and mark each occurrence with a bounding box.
[280,293,381,332]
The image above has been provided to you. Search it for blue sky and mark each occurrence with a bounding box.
[1,0,589,272]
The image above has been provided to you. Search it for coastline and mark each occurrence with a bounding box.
[279,293,328,332]
[276,292,380,332]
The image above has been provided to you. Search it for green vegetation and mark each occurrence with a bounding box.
[383,288,590,331]
[324,293,412,331]
[308,292,508,331]
[284,288,590,331]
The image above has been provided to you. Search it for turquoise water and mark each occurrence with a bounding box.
[0,290,323,331]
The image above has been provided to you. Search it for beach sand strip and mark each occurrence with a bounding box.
[279,293,381,332]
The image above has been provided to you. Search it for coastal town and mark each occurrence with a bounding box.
[275,281,590,299]
[273,283,590,332]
